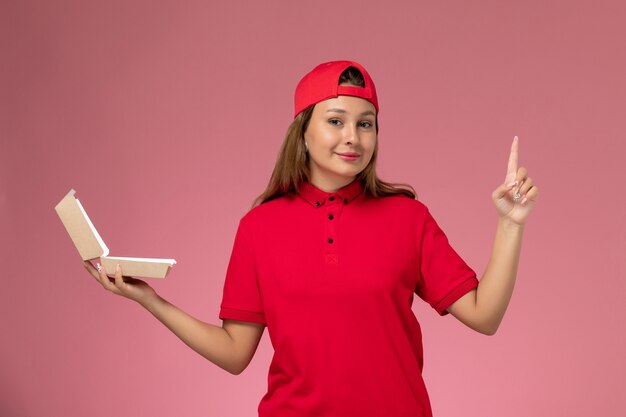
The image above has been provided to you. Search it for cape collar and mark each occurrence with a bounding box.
[297,179,364,208]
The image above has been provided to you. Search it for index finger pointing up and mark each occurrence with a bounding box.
[506,136,519,182]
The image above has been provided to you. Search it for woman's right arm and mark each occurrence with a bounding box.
[83,260,264,375]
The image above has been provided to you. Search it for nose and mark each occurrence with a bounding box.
[344,122,360,145]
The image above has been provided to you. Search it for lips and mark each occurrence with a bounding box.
[337,152,360,157]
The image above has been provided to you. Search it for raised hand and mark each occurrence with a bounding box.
[83,260,159,307]
[491,136,539,226]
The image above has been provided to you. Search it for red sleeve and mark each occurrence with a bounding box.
[219,216,266,325]
[415,206,479,316]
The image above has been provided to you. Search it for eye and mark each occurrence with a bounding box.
[360,121,374,128]
[328,118,342,126]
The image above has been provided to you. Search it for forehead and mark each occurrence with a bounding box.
[314,95,377,116]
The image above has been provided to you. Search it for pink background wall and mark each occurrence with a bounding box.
[2,1,625,416]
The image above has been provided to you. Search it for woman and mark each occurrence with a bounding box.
[84,60,539,416]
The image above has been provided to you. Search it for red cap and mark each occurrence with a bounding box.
[294,60,379,119]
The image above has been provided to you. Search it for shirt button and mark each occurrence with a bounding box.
[329,196,335,201]
[328,214,334,220]
[315,201,320,207]
[343,198,348,204]
[327,238,334,244]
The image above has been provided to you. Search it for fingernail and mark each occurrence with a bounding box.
[507,181,518,187]
[116,263,120,271]
[521,197,527,204]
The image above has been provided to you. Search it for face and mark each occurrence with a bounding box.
[304,94,377,191]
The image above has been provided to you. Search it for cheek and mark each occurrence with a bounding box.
[305,125,329,146]
[310,135,339,154]
[315,128,338,145]
[365,137,377,153]
[363,142,377,163]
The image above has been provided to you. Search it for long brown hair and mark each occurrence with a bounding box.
[251,66,417,209]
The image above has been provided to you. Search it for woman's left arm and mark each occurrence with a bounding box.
[447,136,539,335]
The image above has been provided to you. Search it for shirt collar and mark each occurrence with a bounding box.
[297,178,364,208]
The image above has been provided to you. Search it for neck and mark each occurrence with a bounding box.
[309,175,356,192]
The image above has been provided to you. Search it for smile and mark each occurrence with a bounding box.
[337,153,360,161]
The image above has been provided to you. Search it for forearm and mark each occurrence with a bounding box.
[476,218,524,334]
[141,295,238,374]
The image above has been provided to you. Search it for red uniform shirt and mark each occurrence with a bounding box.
[219,179,479,417]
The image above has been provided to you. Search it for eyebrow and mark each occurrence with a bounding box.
[326,108,376,117]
